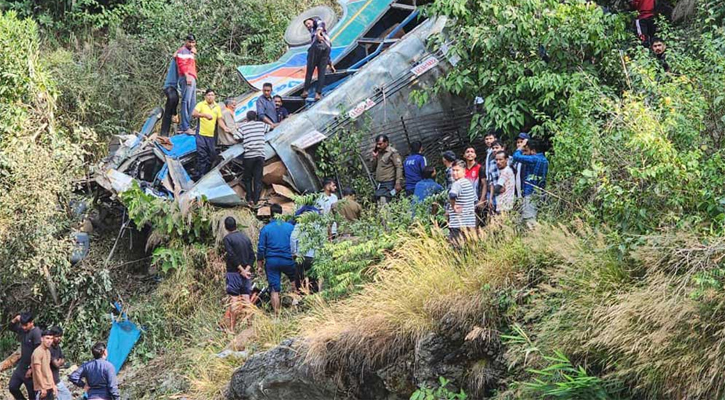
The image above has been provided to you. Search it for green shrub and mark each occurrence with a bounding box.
[411,377,467,400]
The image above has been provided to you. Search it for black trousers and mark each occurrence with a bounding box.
[160,87,179,136]
[195,134,217,180]
[35,391,54,400]
[9,367,33,400]
[295,256,314,290]
[242,156,264,204]
[303,42,331,95]
[636,17,656,47]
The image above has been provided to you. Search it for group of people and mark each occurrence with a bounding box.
[369,131,549,240]
[219,130,550,325]
[221,183,362,327]
[159,14,337,185]
[7,313,119,400]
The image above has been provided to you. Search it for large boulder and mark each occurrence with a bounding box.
[227,339,336,400]
[229,323,506,400]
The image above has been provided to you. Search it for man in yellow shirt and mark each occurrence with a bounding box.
[31,330,56,400]
[192,88,230,179]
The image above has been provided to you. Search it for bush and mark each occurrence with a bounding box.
[411,377,467,400]
[0,10,107,361]
[39,0,337,140]
[424,0,628,133]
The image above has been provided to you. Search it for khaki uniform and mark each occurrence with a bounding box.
[334,197,362,221]
[371,146,403,186]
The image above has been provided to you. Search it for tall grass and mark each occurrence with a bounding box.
[299,223,529,381]
[507,227,725,399]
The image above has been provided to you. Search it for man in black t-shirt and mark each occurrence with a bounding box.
[8,312,42,400]
[49,327,71,400]
[222,216,256,332]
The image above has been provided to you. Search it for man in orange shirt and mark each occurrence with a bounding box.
[31,330,56,400]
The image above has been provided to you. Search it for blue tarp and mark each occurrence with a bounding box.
[106,304,142,372]
[156,134,196,159]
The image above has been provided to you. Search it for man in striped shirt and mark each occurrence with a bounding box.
[448,160,477,244]
[236,110,270,206]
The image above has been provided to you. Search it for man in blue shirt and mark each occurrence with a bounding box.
[512,133,530,199]
[274,95,289,122]
[257,204,296,313]
[413,166,443,204]
[512,138,549,228]
[404,141,427,196]
[256,83,279,128]
[69,342,120,400]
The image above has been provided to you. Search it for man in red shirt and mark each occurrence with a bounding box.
[175,34,198,134]
[631,0,656,47]
[463,146,484,200]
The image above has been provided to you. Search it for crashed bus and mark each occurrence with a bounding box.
[94,0,478,211]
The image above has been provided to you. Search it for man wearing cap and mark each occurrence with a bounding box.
[31,330,56,400]
[301,17,336,102]
[8,312,42,400]
[175,34,198,134]
[49,327,71,400]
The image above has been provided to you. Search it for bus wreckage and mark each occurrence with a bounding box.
[94,0,477,215]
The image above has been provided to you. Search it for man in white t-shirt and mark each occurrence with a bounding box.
[494,151,515,213]
[316,178,338,238]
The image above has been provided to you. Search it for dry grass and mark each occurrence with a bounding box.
[183,335,239,400]
[210,209,263,248]
[298,222,529,379]
[516,227,725,399]
[583,234,725,399]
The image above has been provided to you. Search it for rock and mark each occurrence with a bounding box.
[228,327,505,400]
[227,339,337,400]
[263,161,288,185]
[414,332,468,393]
[271,184,296,201]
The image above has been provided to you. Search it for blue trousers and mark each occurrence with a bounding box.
[195,134,217,179]
[179,76,196,132]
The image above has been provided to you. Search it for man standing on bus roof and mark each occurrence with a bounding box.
[301,17,336,102]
